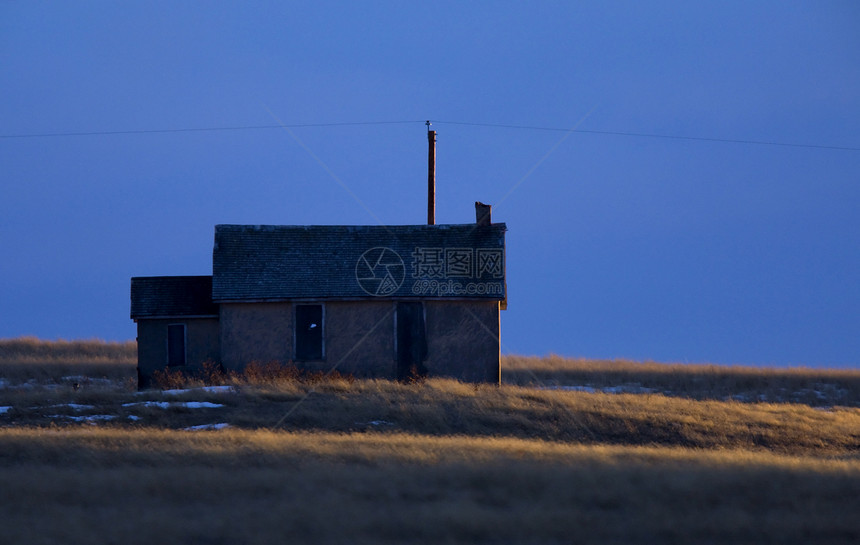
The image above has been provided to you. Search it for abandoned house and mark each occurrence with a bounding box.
[130,204,507,388]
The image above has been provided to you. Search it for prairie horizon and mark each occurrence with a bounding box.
[2,335,855,370]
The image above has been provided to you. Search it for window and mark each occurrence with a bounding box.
[167,324,186,367]
[295,304,323,360]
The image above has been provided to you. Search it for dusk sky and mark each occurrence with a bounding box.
[1,2,858,367]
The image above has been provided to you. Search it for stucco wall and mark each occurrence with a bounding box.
[219,301,395,377]
[424,300,500,384]
[218,299,499,383]
[219,302,293,371]
[136,317,220,386]
[311,301,394,377]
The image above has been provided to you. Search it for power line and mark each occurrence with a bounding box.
[0,120,424,139]
[1,118,857,152]
[431,120,860,152]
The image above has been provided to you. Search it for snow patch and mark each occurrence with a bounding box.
[541,384,656,395]
[183,423,230,431]
[546,386,598,393]
[123,401,224,409]
[163,386,236,395]
[602,385,657,394]
[50,414,116,422]
[0,406,12,414]
[49,403,96,411]
[355,420,396,428]
[123,401,170,409]
[183,402,224,409]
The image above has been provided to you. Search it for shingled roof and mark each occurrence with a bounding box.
[212,224,506,301]
[130,276,218,319]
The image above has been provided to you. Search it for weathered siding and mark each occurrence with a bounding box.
[424,300,500,384]
[219,302,292,371]
[136,317,220,386]
[312,301,394,377]
[167,299,499,383]
[218,301,396,377]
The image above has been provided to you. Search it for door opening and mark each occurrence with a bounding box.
[396,302,427,380]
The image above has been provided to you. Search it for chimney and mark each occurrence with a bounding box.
[427,122,436,225]
[475,201,491,226]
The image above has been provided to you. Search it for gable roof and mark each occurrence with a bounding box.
[212,224,506,302]
[130,276,218,319]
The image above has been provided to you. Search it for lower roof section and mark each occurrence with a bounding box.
[130,276,218,319]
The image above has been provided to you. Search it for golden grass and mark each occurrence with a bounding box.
[0,336,136,363]
[2,427,859,470]
[3,340,860,543]
[0,337,136,383]
[504,353,860,405]
[1,428,859,544]
[503,353,860,382]
[4,376,860,456]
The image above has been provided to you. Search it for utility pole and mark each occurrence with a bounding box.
[427,120,436,225]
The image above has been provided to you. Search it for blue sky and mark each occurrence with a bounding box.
[1,2,858,367]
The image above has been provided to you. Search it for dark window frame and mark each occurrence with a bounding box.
[295,304,324,361]
[166,323,187,367]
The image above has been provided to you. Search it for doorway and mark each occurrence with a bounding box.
[396,302,427,380]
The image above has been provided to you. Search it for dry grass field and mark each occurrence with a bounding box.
[504,354,860,406]
[1,338,859,544]
[0,336,136,385]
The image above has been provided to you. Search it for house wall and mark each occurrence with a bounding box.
[424,300,500,384]
[219,300,395,377]
[136,317,220,387]
[218,299,499,383]
[219,302,293,371]
[313,301,394,377]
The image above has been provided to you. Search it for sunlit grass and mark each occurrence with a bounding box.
[4,376,859,456]
[2,426,860,469]
[503,353,860,405]
[1,427,859,544]
[3,339,860,543]
[0,336,136,363]
[0,336,136,384]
